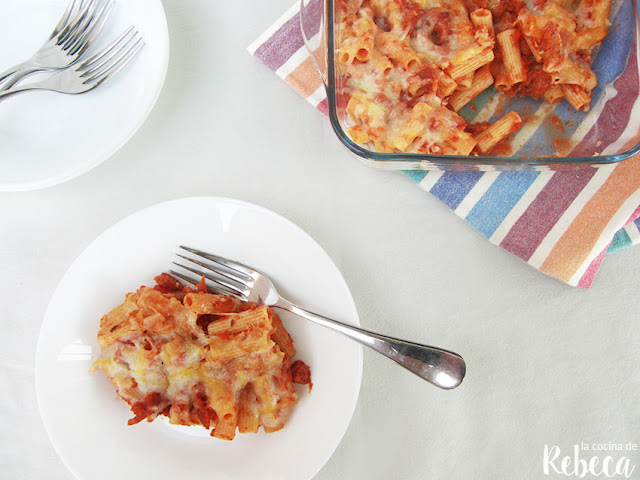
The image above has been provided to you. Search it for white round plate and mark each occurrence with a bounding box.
[0,0,169,191]
[36,197,363,480]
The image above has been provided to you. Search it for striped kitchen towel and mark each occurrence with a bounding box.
[248,0,640,287]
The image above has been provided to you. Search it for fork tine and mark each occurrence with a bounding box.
[175,253,247,285]
[79,26,137,73]
[81,26,136,66]
[67,0,115,56]
[168,269,245,300]
[179,246,255,278]
[57,0,99,46]
[174,254,248,294]
[60,0,105,50]
[170,263,248,300]
[74,27,143,88]
[167,269,200,288]
[82,35,144,87]
[50,0,82,39]
[168,269,243,299]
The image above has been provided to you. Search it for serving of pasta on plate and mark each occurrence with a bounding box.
[92,273,312,441]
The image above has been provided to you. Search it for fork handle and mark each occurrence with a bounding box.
[275,299,466,389]
[0,84,41,102]
[0,62,27,85]
[0,70,60,101]
[0,66,47,92]
[0,62,42,91]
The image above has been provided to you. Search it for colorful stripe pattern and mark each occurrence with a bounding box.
[248,0,640,287]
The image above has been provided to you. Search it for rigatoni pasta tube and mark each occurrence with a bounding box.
[561,85,591,111]
[551,59,597,91]
[338,17,376,63]
[252,375,283,433]
[346,125,371,144]
[470,9,494,38]
[237,386,260,434]
[213,412,238,440]
[590,0,612,27]
[576,0,611,28]
[376,32,421,72]
[494,71,511,92]
[573,27,608,52]
[370,51,394,75]
[183,292,242,314]
[543,84,564,103]
[496,29,526,85]
[391,102,433,151]
[448,65,493,112]
[385,1,405,36]
[346,92,385,127]
[474,111,524,153]
[270,310,296,359]
[438,73,458,97]
[447,48,494,80]
[446,131,477,155]
[206,306,271,335]
[456,71,475,90]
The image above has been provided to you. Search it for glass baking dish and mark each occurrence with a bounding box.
[300,0,640,170]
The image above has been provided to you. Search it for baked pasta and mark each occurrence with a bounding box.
[91,273,311,440]
[337,0,612,155]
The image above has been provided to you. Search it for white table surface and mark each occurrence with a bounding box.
[3,1,640,479]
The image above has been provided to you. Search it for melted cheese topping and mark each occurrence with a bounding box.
[92,282,306,440]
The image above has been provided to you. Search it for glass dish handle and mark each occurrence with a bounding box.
[299,0,328,87]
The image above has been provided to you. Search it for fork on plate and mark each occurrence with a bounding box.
[0,26,144,102]
[0,0,115,91]
[171,246,467,390]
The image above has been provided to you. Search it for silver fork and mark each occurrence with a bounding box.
[171,246,466,390]
[0,27,144,102]
[45,0,83,40]
[0,0,115,91]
